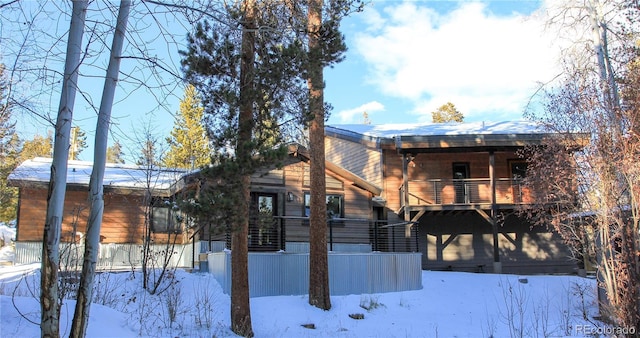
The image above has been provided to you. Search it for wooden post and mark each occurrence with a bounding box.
[402,152,410,222]
[489,151,501,273]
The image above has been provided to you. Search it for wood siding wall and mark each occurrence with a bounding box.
[200,159,374,246]
[16,187,186,244]
[383,150,526,211]
[283,160,372,244]
[325,136,383,187]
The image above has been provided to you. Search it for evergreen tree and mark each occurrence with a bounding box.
[361,111,372,125]
[181,2,311,334]
[106,140,125,164]
[20,133,53,160]
[431,102,464,123]
[293,0,361,311]
[0,64,21,221]
[137,139,159,167]
[69,126,87,160]
[163,84,209,169]
[181,0,361,330]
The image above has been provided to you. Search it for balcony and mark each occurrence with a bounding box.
[400,178,532,210]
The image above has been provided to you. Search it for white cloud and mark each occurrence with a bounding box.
[353,2,561,121]
[335,101,385,123]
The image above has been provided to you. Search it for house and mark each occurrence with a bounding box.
[8,147,423,295]
[191,144,422,296]
[8,157,193,267]
[325,121,581,274]
[187,143,403,254]
[8,145,415,267]
[9,120,577,277]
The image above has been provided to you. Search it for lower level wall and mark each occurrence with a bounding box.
[207,251,423,297]
[417,212,577,274]
[14,241,200,269]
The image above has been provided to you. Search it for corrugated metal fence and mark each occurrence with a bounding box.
[14,241,199,269]
[208,251,423,297]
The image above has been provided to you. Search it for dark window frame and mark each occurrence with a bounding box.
[303,192,345,219]
[509,159,528,180]
[151,198,183,234]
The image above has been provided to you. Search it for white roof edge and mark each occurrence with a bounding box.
[9,157,188,191]
[327,120,547,139]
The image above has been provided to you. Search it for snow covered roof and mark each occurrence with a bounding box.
[328,120,544,138]
[8,158,188,196]
[327,121,556,150]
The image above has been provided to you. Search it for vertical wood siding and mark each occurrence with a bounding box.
[16,187,186,244]
[383,150,527,211]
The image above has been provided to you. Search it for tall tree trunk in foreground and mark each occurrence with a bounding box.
[41,2,88,337]
[70,2,130,337]
[307,0,331,311]
[230,0,256,336]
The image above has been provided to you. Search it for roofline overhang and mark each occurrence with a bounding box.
[394,132,590,151]
[325,126,383,150]
[327,126,590,153]
[325,161,382,196]
[8,179,175,197]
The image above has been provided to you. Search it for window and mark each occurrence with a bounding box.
[510,161,528,180]
[151,199,183,233]
[304,193,344,219]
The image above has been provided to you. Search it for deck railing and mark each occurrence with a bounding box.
[238,216,418,253]
[400,178,531,207]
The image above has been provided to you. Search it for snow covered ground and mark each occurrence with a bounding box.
[0,222,15,265]
[0,220,601,337]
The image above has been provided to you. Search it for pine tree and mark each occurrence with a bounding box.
[69,126,87,160]
[306,0,332,311]
[163,84,209,169]
[431,102,464,123]
[181,2,308,334]
[300,0,361,311]
[181,0,361,330]
[361,111,371,125]
[106,140,125,164]
[20,133,53,160]
[0,64,21,221]
[137,139,158,167]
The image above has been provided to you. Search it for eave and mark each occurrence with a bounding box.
[8,179,175,197]
[325,161,382,196]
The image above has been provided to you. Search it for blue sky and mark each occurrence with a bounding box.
[325,0,558,125]
[9,1,562,162]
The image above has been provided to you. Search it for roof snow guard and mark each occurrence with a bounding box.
[327,121,556,152]
[8,157,187,196]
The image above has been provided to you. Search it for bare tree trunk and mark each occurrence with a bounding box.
[307,0,331,311]
[230,0,255,336]
[588,0,620,113]
[70,2,130,337]
[41,2,88,337]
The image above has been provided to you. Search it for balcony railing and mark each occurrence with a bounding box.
[400,178,532,207]
[237,216,418,253]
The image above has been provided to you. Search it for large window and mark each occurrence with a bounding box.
[304,193,344,219]
[151,199,183,234]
